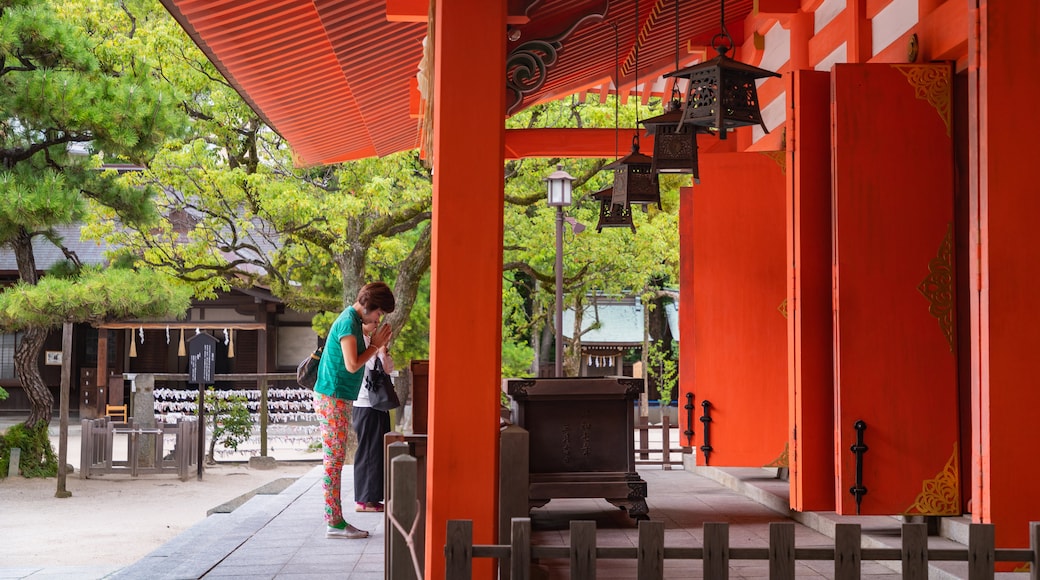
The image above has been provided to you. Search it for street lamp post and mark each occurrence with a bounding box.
[545,165,575,377]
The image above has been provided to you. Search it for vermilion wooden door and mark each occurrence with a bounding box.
[690,151,787,468]
[832,63,959,515]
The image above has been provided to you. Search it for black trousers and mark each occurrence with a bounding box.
[352,405,390,504]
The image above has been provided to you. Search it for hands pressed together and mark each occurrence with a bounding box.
[371,324,392,350]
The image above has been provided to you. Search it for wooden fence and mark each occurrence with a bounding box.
[445,518,1039,580]
[79,417,198,480]
[634,415,683,469]
[384,433,1039,580]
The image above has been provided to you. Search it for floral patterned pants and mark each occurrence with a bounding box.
[314,392,351,525]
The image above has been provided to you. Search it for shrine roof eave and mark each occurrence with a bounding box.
[159,0,754,167]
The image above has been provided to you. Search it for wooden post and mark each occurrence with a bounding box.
[967,523,994,580]
[637,520,664,580]
[499,425,529,580]
[386,440,411,580]
[177,421,187,481]
[197,383,205,480]
[834,523,861,580]
[570,520,596,580]
[259,377,269,457]
[901,523,928,579]
[78,419,90,479]
[662,414,672,469]
[178,420,196,481]
[97,330,108,412]
[510,518,531,580]
[638,415,649,460]
[386,440,409,580]
[103,420,114,470]
[390,451,419,580]
[703,522,729,579]
[1030,521,1039,580]
[445,520,473,580]
[55,322,73,498]
[769,522,795,580]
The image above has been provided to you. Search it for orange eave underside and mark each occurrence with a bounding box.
[160,0,753,166]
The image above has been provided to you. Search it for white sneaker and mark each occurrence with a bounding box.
[326,523,369,539]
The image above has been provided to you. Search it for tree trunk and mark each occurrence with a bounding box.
[15,326,51,427]
[382,223,431,334]
[378,223,429,430]
[530,308,542,376]
[337,242,367,307]
[566,294,584,377]
[335,224,430,336]
[12,228,52,427]
[335,221,432,457]
[207,412,218,465]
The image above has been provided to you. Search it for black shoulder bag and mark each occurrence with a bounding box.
[296,346,323,389]
[366,356,401,411]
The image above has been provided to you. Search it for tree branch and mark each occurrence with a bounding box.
[2,132,93,165]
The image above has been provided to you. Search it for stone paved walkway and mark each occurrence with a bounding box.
[2,463,1008,579]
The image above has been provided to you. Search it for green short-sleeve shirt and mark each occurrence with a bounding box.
[314,306,366,400]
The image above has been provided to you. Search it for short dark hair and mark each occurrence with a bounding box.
[357,281,396,314]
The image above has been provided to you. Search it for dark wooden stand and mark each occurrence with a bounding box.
[507,377,648,520]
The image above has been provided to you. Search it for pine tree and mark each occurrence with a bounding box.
[0,0,188,428]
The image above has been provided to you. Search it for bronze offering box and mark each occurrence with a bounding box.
[507,376,648,520]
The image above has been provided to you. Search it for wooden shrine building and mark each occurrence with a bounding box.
[158,0,1040,577]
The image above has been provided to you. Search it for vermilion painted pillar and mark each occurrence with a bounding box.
[427,1,506,578]
[678,186,695,451]
[970,0,1040,551]
[786,12,811,72]
[786,70,834,512]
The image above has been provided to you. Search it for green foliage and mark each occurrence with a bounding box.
[647,340,679,406]
[80,5,437,358]
[0,266,193,331]
[0,387,7,400]
[502,340,534,379]
[0,0,190,424]
[70,0,678,388]
[501,95,681,371]
[45,259,80,280]
[0,0,184,209]
[310,276,431,375]
[203,388,253,464]
[0,422,57,478]
[383,273,431,367]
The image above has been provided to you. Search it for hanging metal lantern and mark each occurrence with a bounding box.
[643,0,702,178]
[590,186,635,232]
[640,98,702,179]
[602,135,662,209]
[663,0,780,140]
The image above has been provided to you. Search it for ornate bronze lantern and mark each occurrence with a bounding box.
[640,100,702,179]
[602,135,662,209]
[590,185,635,232]
[663,0,780,139]
[641,0,702,178]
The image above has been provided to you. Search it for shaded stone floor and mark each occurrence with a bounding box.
[2,463,1017,579]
